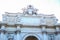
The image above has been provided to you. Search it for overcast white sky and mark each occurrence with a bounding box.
[0,0,60,22]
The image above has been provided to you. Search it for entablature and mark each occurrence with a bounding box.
[0,22,60,28]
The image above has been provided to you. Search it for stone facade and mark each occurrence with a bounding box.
[0,5,60,40]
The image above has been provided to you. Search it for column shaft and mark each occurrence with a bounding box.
[16,33,20,40]
[16,25,21,40]
[43,33,48,40]
[42,26,48,40]
[0,25,6,40]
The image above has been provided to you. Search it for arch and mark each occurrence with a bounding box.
[23,33,41,40]
[25,36,38,40]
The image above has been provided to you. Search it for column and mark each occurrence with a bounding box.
[55,27,60,40]
[42,26,48,40]
[43,32,48,40]
[15,25,21,40]
[55,27,60,35]
[0,25,6,40]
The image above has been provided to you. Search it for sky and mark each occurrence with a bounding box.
[0,0,60,22]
